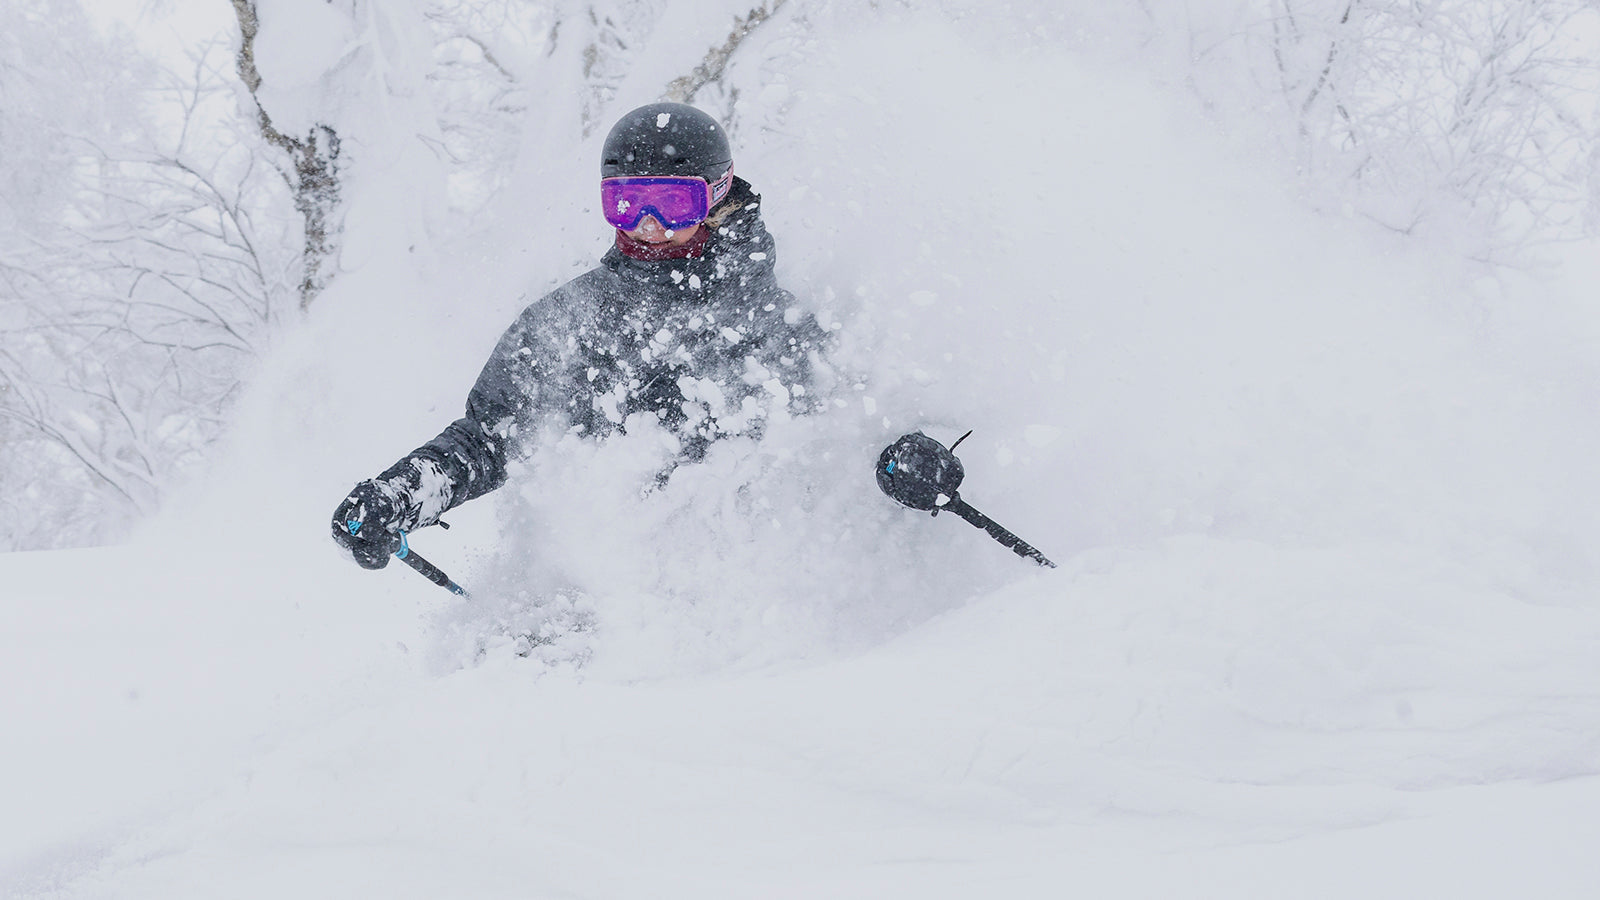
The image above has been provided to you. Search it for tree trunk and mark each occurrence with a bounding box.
[231,0,343,310]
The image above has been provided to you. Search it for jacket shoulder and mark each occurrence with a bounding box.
[500,267,619,337]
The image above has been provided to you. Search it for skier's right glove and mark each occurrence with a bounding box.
[331,480,406,569]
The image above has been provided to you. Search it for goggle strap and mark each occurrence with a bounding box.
[709,167,734,206]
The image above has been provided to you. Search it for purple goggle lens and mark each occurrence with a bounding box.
[601,176,710,231]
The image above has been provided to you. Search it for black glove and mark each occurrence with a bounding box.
[331,480,406,569]
[876,431,966,511]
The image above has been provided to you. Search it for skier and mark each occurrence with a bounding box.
[332,102,828,570]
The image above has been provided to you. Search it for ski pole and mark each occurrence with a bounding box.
[942,497,1056,568]
[876,430,1056,569]
[393,529,470,597]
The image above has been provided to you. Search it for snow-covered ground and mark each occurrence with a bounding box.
[6,7,1600,897]
[6,530,1600,897]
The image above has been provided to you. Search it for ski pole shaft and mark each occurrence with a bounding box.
[945,498,1056,568]
[393,529,469,597]
[397,548,469,596]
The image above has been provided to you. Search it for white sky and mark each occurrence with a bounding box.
[79,0,233,58]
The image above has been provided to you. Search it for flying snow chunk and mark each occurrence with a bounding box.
[1025,425,1063,447]
[657,113,672,128]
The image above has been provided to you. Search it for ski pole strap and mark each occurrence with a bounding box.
[944,497,1056,568]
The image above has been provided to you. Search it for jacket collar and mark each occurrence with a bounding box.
[613,223,710,260]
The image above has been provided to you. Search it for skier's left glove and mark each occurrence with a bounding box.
[331,480,406,569]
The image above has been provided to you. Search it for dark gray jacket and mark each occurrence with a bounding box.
[374,177,827,530]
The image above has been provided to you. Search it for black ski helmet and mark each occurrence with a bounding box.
[601,102,732,182]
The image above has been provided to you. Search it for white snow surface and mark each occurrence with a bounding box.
[7,8,1600,898]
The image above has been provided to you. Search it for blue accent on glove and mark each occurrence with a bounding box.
[886,461,897,473]
[347,520,362,536]
[396,530,410,560]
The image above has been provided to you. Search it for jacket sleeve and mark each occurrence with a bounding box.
[369,300,563,530]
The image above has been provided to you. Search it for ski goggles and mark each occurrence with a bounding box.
[600,169,733,231]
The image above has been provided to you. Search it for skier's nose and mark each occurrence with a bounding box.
[632,214,669,239]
